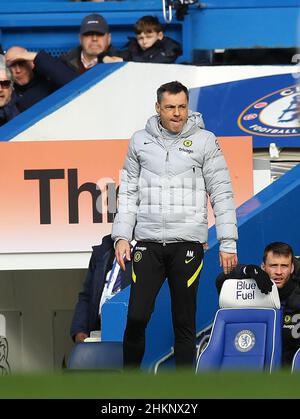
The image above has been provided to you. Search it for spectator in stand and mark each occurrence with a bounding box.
[216,242,300,367]
[0,63,19,126]
[61,14,124,74]
[120,16,182,63]
[5,47,77,112]
[70,235,132,343]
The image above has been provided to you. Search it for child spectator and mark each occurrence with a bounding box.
[123,16,182,63]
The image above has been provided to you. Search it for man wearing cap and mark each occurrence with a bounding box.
[61,14,124,74]
[5,47,76,112]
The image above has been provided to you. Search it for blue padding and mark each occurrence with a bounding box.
[101,300,129,341]
[222,323,267,370]
[67,341,123,370]
[224,323,267,356]
[196,308,282,372]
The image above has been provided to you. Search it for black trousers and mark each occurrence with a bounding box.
[123,241,204,369]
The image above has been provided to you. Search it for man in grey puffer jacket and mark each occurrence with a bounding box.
[112,80,238,369]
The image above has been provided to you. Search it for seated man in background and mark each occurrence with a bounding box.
[61,14,124,73]
[70,235,132,343]
[5,47,76,112]
[216,242,300,367]
[120,15,182,63]
[0,63,19,126]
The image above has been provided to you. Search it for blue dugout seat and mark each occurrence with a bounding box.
[67,341,123,371]
[291,348,300,372]
[196,278,282,372]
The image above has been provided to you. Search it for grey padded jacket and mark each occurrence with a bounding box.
[111,112,238,253]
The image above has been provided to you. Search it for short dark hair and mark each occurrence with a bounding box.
[134,16,163,35]
[263,242,294,263]
[156,81,189,103]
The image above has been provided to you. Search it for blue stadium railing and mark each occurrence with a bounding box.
[0,1,190,61]
[0,1,299,64]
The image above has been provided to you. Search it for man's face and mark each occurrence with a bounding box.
[8,60,34,86]
[136,31,163,51]
[262,251,294,289]
[6,47,34,86]
[0,72,12,108]
[155,91,188,134]
[80,32,111,58]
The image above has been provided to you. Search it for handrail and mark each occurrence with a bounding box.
[150,322,214,373]
[162,0,173,22]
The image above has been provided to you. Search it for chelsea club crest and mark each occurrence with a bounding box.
[238,85,300,137]
[234,330,256,352]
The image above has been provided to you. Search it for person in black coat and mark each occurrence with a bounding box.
[121,15,182,64]
[216,242,300,367]
[5,47,77,112]
[70,235,132,343]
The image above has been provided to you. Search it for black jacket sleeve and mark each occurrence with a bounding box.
[70,235,115,341]
[70,253,97,341]
[216,264,273,295]
[215,265,247,294]
[34,49,77,87]
[97,45,127,63]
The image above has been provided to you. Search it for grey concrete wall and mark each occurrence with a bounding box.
[0,269,86,372]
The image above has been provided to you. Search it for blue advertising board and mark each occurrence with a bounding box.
[190,73,300,148]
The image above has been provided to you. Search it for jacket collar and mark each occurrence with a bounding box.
[278,278,296,301]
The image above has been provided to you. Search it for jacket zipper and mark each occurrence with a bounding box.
[162,150,169,246]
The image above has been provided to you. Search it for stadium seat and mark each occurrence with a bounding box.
[0,314,5,338]
[67,341,123,371]
[0,314,10,375]
[196,278,282,372]
[291,348,300,372]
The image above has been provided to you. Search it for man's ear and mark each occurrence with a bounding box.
[158,31,164,41]
[261,262,265,271]
[155,102,160,114]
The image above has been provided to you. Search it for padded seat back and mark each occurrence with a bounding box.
[196,279,282,372]
[67,341,123,371]
[292,348,300,372]
[219,278,280,309]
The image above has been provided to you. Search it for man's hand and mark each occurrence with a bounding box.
[75,332,88,343]
[115,239,131,271]
[244,265,273,294]
[203,242,209,251]
[219,251,238,274]
[5,51,37,67]
[103,56,124,63]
